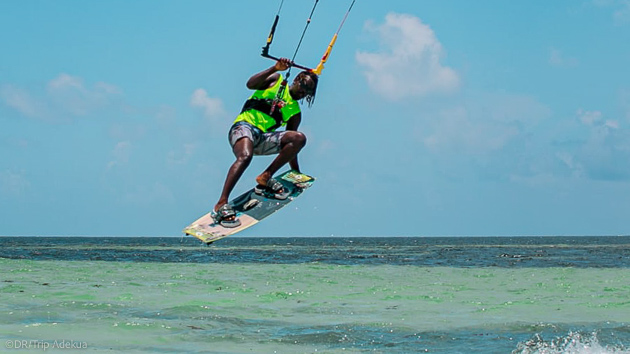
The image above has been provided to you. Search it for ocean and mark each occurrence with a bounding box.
[1,236,629,353]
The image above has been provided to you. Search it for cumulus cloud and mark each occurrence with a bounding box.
[356,13,460,100]
[554,108,629,181]
[190,88,225,119]
[555,152,586,179]
[577,108,620,130]
[422,93,551,154]
[1,74,121,120]
[48,73,84,90]
[47,73,122,116]
[577,109,603,126]
[0,84,45,118]
[411,93,557,184]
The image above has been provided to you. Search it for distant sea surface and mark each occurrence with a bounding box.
[1,236,629,353]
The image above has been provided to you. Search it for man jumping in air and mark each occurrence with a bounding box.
[212,58,319,228]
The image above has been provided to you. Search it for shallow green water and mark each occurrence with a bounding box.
[2,259,629,353]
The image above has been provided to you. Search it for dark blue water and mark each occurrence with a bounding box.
[1,236,629,267]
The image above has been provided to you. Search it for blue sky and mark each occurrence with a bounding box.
[1,0,629,237]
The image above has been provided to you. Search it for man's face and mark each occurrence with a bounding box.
[290,74,316,100]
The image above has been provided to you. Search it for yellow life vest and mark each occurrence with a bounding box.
[233,75,301,132]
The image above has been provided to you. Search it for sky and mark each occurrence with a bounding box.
[1,0,629,237]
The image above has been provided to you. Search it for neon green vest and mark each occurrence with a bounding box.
[234,75,301,132]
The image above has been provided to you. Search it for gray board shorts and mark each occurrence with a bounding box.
[228,122,286,156]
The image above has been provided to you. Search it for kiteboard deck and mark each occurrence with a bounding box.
[183,170,315,244]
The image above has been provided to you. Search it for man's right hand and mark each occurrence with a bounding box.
[274,58,292,71]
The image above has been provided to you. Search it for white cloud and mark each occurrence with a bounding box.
[577,109,620,130]
[553,108,630,180]
[556,152,586,178]
[95,82,122,95]
[356,13,460,100]
[48,73,83,90]
[0,84,44,118]
[47,73,121,116]
[423,105,521,154]
[190,88,225,119]
[1,74,121,120]
[577,109,603,126]
[605,120,619,129]
[107,141,132,169]
[422,93,551,154]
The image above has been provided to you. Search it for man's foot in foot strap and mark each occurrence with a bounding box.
[212,204,241,228]
[254,178,288,200]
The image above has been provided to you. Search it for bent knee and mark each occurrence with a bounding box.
[235,150,253,164]
[288,131,307,147]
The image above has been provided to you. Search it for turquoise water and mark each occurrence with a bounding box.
[1,237,630,353]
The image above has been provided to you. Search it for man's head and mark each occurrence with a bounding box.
[289,70,319,107]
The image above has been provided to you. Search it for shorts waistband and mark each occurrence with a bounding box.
[231,121,264,135]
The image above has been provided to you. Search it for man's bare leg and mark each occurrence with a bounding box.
[214,138,254,214]
[256,131,306,186]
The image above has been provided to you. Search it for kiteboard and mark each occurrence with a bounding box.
[183,170,315,244]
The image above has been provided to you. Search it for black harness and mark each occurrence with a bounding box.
[240,98,285,132]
